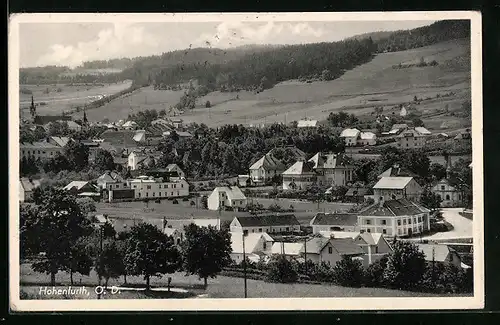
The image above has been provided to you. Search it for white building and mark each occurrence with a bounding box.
[340,128,361,146]
[297,119,318,128]
[129,176,189,200]
[207,186,247,211]
[282,160,317,190]
[165,164,186,179]
[358,132,377,146]
[229,232,274,263]
[19,178,41,202]
[249,153,285,185]
[308,152,354,187]
[373,177,423,203]
[309,213,359,233]
[229,214,301,235]
[20,142,64,160]
[357,198,431,237]
[431,179,466,207]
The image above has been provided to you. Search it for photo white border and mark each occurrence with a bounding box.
[9,11,484,312]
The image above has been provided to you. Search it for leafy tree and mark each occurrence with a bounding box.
[321,69,332,81]
[266,255,298,283]
[20,187,94,285]
[123,222,182,290]
[364,255,389,287]
[382,240,426,290]
[96,240,126,288]
[76,197,97,215]
[420,188,442,211]
[94,149,115,171]
[332,255,365,287]
[20,156,39,176]
[412,118,424,127]
[182,224,232,288]
[205,100,211,108]
[64,141,89,171]
[428,163,447,183]
[42,153,71,173]
[67,240,93,285]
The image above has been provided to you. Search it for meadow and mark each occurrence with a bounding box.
[20,263,456,299]
[19,80,133,118]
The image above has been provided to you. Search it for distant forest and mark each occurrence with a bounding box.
[20,20,470,87]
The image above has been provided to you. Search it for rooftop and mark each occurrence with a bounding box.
[212,186,247,201]
[359,198,430,217]
[340,128,361,138]
[310,213,358,226]
[20,142,61,150]
[283,160,316,175]
[236,214,300,227]
[249,153,285,171]
[373,177,414,189]
[416,243,455,263]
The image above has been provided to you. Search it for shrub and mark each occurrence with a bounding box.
[172,199,179,204]
[421,262,471,294]
[364,255,389,287]
[332,256,364,287]
[382,240,426,290]
[182,197,189,202]
[266,255,298,283]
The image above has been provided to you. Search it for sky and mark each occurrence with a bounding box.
[19,20,436,68]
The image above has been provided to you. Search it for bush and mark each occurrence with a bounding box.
[172,199,179,204]
[421,262,471,294]
[182,197,189,202]
[364,255,388,287]
[332,256,364,287]
[382,240,426,290]
[266,255,298,283]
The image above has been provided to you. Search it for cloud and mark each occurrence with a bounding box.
[192,21,326,48]
[35,22,160,68]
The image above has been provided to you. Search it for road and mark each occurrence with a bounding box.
[419,208,473,241]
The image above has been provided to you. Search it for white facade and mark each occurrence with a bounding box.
[373,177,423,203]
[357,213,430,237]
[207,187,247,211]
[128,151,146,171]
[431,179,464,207]
[129,178,189,199]
[229,217,301,234]
[20,142,64,160]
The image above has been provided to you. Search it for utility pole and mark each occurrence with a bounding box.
[304,236,308,275]
[242,232,248,298]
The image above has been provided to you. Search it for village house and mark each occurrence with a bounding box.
[396,128,430,149]
[377,164,417,179]
[270,242,304,261]
[249,153,285,185]
[309,212,359,233]
[127,150,162,171]
[340,128,361,146]
[358,131,377,146]
[373,176,423,203]
[207,186,247,211]
[282,160,317,190]
[416,243,464,269]
[229,232,274,264]
[47,136,73,148]
[163,225,184,246]
[357,198,431,237]
[308,152,354,187]
[431,179,466,207]
[33,115,72,125]
[344,187,373,203]
[97,171,125,190]
[122,120,139,130]
[390,123,409,134]
[237,175,251,187]
[63,181,101,200]
[454,129,472,149]
[300,237,365,267]
[229,214,301,235]
[128,176,189,200]
[20,141,64,160]
[98,129,152,148]
[165,164,185,179]
[19,177,41,202]
[319,231,393,266]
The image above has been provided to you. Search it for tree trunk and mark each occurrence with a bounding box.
[70,270,74,285]
[146,275,150,291]
[123,274,127,285]
[204,277,208,289]
[105,277,109,289]
[50,272,56,286]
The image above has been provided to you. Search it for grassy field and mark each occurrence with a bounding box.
[19,80,133,118]
[20,263,460,299]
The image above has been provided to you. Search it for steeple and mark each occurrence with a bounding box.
[83,108,88,124]
[29,95,36,118]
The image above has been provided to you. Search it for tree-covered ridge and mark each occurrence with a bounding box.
[376,20,470,53]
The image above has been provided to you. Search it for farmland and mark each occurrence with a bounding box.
[20,263,457,299]
[19,80,133,118]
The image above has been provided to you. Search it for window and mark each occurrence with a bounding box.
[252,229,255,233]
[367,229,371,233]
[38,150,41,154]
[171,192,174,196]
[406,143,409,147]
[445,194,450,200]
[403,219,407,225]
[397,220,401,226]
[159,185,162,189]
[146,193,149,197]
[441,185,445,190]
[259,228,262,232]
[116,184,119,188]
[147,185,151,190]
[286,227,289,232]
[173,184,176,189]
[381,220,386,225]
[159,192,161,197]
[43,151,46,154]
[138,193,141,197]
[263,242,267,249]
[152,192,155,197]
[243,230,248,236]
[328,247,333,254]
[366,219,371,225]
[375,247,379,253]
[177,191,179,196]
[382,229,387,234]
[50,152,53,156]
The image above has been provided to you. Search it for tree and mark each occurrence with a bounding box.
[96,240,126,288]
[428,163,447,183]
[412,118,424,127]
[382,240,426,290]
[332,255,365,287]
[123,223,181,290]
[182,224,232,288]
[20,187,94,285]
[20,156,39,176]
[205,100,211,108]
[420,188,442,211]
[266,255,298,283]
[321,69,332,81]
[94,149,115,171]
[67,240,93,285]
[64,141,89,171]
[76,197,97,215]
[364,255,389,287]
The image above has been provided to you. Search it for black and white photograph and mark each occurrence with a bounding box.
[9,12,483,311]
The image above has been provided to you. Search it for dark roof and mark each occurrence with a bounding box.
[345,187,372,196]
[311,213,358,226]
[359,198,430,217]
[378,164,417,178]
[236,214,300,227]
[34,115,71,125]
[99,130,140,147]
[330,238,366,255]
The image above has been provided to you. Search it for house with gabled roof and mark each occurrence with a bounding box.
[310,212,359,233]
[270,242,304,261]
[377,163,417,179]
[208,186,247,212]
[308,152,354,187]
[19,177,41,202]
[20,141,64,160]
[357,198,430,237]
[48,136,73,148]
[63,181,100,199]
[340,128,361,146]
[97,171,125,190]
[359,131,377,146]
[297,119,318,128]
[396,128,430,149]
[230,214,301,235]
[249,153,285,185]
[300,237,365,267]
[416,243,464,269]
[165,164,185,179]
[229,232,274,263]
[431,178,467,207]
[373,176,423,203]
[282,160,317,190]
